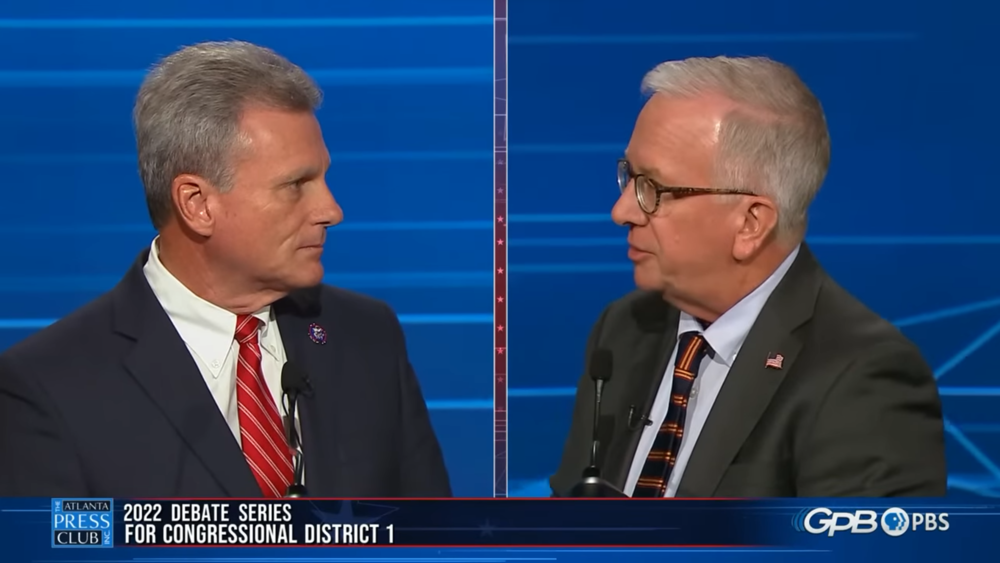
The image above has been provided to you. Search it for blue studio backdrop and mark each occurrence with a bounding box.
[0,1,495,496]
[508,0,1000,498]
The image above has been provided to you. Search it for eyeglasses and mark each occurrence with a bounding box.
[617,158,756,214]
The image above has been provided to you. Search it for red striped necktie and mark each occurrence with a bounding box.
[234,314,294,497]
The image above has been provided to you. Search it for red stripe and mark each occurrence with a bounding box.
[235,315,293,497]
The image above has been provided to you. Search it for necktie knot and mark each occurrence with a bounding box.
[235,314,261,344]
[675,331,709,373]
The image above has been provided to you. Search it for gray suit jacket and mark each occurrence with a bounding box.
[552,245,947,497]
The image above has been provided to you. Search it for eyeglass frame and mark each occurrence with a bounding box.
[617,158,758,214]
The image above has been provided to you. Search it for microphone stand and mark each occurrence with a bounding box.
[565,354,626,498]
[282,390,308,498]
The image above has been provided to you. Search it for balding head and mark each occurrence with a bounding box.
[641,56,830,239]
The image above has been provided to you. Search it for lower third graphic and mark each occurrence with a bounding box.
[51,498,113,548]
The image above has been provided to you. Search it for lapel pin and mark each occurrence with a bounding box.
[765,352,784,370]
[308,323,327,345]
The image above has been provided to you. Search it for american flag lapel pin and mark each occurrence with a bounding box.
[765,352,784,370]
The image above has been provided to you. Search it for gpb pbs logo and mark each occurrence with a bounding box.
[793,507,949,537]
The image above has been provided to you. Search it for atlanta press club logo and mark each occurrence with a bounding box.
[51,499,114,548]
[793,506,949,537]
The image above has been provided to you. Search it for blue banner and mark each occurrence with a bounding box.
[0,498,996,561]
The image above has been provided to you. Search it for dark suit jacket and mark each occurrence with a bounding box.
[552,245,947,497]
[0,250,451,498]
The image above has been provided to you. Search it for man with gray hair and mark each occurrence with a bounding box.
[0,41,451,498]
[552,56,946,498]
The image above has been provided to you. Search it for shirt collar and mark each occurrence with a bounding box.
[142,238,274,372]
[678,244,800,367]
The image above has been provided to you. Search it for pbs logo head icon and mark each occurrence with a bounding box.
[881,507,909,537]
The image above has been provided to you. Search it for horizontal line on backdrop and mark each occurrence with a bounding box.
[0,150,493,165]
[0,271,492,292]
[1,263,997,292]
[508,32,918,45]
[510,263,633,274]
[397,313,493,324]
[34,218,981,241]
[330,388,1000,412]
[0,67,492,87]
[0,17,493,29]
[509,235,1000,247]
[505,386,1000,399]
[0,259,996,288]
[938,387,1000,397]
[808,235,1000,245]
[509,475,998,498]
[509,143,622,154]
[508,213,611,223]
[425,398,492,411]
[0,313,492,330]
[512,237,621,247]
[0,220,494,235]
[957,424,1000,433]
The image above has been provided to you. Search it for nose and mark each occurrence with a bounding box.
[611,180,646,227]
[313,181,343,227]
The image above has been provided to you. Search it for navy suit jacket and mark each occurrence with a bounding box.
[0,250,452,498]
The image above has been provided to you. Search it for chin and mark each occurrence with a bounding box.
[633,267,664,292]
[287,262,325,289]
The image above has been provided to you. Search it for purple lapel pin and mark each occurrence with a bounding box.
[308,323,327,345]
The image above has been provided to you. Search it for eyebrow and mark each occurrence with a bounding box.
[282,168,318,183]
[276,160,330,186]
[623,155,671,185]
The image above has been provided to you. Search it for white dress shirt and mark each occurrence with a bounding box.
[624,245,801,497]
[142,239,290,449]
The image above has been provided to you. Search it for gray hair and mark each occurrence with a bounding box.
[641,56,830,237]
[134,40,323,229]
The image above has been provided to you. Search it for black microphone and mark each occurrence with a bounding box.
[563,349,625,497]
[587,349,613,472]
[280,362,311,498]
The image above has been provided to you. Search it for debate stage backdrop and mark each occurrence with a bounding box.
[508,0,1000,499]
[0,1,494,496]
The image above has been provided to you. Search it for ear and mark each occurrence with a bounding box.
[732,196,779,261]
[170,173,217,237]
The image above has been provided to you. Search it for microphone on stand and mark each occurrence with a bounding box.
[280,362,311,498]
[566,348,627,498]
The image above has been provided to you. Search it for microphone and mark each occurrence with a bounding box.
[280,362,311,498]
[564,349,626,498]
[587,349,613,471]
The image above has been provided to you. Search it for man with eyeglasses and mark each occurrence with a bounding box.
[551,56,947,498]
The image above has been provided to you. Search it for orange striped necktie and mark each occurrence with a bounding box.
[632,331,709,498]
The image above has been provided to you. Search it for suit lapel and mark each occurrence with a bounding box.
[274,288,345,496]
[604,294,679,489]
[113,254,260,497]
[675,246,823,497]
